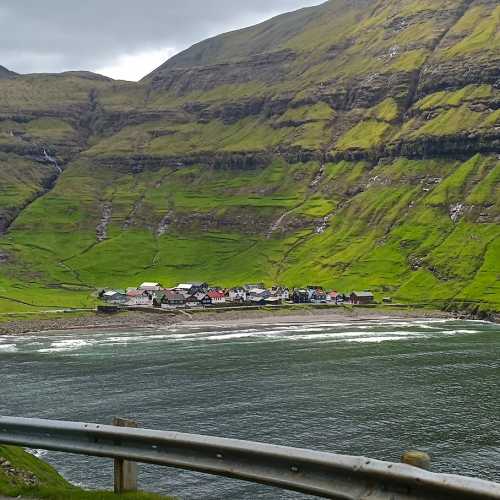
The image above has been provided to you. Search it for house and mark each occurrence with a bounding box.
[186,295,201,308]
[328,291,343,304]
[208,290,226,305]
[138,282,162,292]
[350,291,375,305]
[194,292,213,307]
[193,282,209,292]
[126,289,151,306]
[311,288,327,302]
[244,283,265,291]
[228,287,247,303]
[160,291,186,308]
[101,290,128,303]
[153,292,165,307]
[292,289,309,303]
[306,286,326,302]
[175,282,208,295]
[247,288,270,300]
[271,286,290,300]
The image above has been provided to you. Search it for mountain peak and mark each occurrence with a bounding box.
[0,65,18,79]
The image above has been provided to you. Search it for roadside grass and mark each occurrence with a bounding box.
[0,447,173,500]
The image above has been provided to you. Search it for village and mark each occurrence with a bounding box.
[99,282,380,309]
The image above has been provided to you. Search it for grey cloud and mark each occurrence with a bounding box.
[0,0,321,75]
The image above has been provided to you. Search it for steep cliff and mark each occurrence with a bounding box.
[0,0,498,313]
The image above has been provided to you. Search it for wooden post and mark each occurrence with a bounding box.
[113,417,138,493]
[401,450,431,470]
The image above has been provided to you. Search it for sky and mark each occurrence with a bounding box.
[0,0,322,81]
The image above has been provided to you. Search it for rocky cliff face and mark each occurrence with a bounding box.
[0,0,498,312]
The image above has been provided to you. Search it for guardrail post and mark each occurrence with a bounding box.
[113,417,138,493]
[401,450,431,470]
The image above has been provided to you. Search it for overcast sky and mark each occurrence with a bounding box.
[0,0,321,81]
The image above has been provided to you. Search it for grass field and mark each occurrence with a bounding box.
[0,446,173,500]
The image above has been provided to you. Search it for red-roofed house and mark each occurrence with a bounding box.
[328,291,342,305]
[208,290,226,305]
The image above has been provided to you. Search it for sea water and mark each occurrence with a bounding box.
[1,318,499,498]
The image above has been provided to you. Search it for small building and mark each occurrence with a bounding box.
[175,282,208,295]
[101,290,128,304]
[192,282,209,292]
[292,289,309,303]
[244,283,265,291]
[126,289,151,306]
[350,291,375,305]
[138,282,162,292]
[186,295,202,308]
[194,292,213,307]
[228,287,247,303]
[311,288,327,302]
[208,290,226,305]
[328,291,343,304]
[160,291,186,308]
[247,288,270,300]
[271,286,290,300]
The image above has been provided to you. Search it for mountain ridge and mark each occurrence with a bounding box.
[0,0,498,314]
[0,65,17,79]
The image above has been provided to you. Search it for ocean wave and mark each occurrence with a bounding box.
[288,330,425,341]
[38,338,92,353]
[25,448,48,458]
[0,344,17,352]
[347,335,414,343]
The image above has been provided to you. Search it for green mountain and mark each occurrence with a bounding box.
[0,0,499,314]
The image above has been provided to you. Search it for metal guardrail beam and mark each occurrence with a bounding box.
[0,417,499,499]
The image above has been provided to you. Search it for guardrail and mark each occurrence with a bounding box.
[1,417,499,499]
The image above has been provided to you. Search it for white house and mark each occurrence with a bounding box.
[138,282,162,292]
[126,290,151,306]
[247,288,270,300]
[271,286,290,300]
[228,287,247,302]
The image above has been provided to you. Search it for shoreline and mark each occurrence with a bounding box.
[0,306,458,336]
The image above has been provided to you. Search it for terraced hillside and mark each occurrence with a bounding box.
[0,0,498,313]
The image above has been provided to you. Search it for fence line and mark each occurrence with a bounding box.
[1,417,499,499]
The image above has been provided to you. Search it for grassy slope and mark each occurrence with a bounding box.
[0,154,56,227]
[0,446,172,499]
[0,154,497,313]
[0,0,498,314]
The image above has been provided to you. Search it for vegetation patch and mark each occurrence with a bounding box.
[0,446,173,499]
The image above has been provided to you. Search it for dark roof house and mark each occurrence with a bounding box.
[350,291,374,304]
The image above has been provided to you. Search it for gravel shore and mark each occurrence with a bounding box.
[0,307,454,336]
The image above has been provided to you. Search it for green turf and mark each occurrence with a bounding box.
[0,446,173,499]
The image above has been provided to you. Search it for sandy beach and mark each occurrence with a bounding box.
[0,306,455,336]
